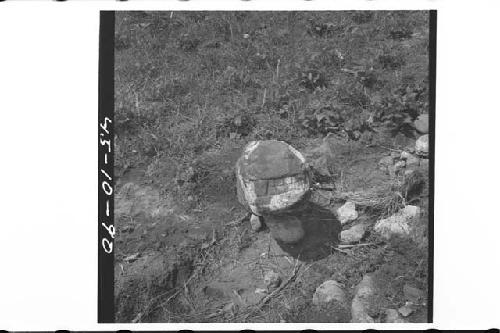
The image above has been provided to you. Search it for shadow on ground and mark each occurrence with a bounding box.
[272,202,341,262]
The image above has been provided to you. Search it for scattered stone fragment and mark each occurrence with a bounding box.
[312,280,347,307]
[351,275,376,323]
[404,169,415,177]
[263,270,281,290]
[405,154,420,168]
[394,160,406,171]
[255,288,268,294]
[124,253,140,263]
[415,134,429,157]
[403,284,425,303]
[223,301,238,314]
[249,214,263,232]
[414,114,429,134]
[374,205,421,239]
[400,151,412,160]
[405,145,416,154]
[337,201,358,225]
[384,308,408,323]
[340,223,368,244]
[305,138,335,178]
[398,302,415,317]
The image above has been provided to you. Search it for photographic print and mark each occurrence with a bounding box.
[106,10,435,323]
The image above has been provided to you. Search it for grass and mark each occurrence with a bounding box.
[114,10,431,323]
[115,11,429,196]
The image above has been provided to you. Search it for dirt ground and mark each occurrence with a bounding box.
[113,11,430,323]
[114,135,429,323]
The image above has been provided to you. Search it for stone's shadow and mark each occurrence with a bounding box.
[271,202,341,262]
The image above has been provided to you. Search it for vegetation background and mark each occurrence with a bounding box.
[114,11,430,323]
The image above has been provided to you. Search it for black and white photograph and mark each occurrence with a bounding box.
[4,0,500,331]
[111,10,434,323]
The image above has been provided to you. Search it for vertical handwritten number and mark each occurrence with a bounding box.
[100,117,112,135]
[100,117,113,255]
[101,222,115,239]
[102,181,113,195]
[102,238,113,254]
[100,137,111,153]
[100,169,112,181]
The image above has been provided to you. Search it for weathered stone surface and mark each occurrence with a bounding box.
[249,214,263,232]
[236,140,311,215]
[414,114,429,134]
[313,280,347,307]
[384,308,408,323]
[398,302,415,317]
[406,154,420,168]
[394,160,406,170]
[337,201,358,225]
[415,135,429,157]
[304,138,335,178]
[340,223,368,244]
[403,284,425,304]
[263,270,281,290]
[400,151,412,160]
[374,205,421,239]
[351,275,376,323]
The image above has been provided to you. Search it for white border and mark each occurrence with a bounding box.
[1,0,500,331]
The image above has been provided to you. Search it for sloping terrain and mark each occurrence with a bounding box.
[114,11,430,323]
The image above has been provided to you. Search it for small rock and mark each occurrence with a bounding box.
[255,288,268,294]
[340,223,368,244]
[263,270,281,290]
[384,308,408,323]
[313,280,347,307]
[250,214,263,232]
[351,275,377,323]
[390,151,400,159]
[337,201,358,225]
[223,301,238,314]
[405,145,416,154]
[123,253,140,263]
[404,169,415,177]
[415,134,429,157]
[400,151,412,160]
[398,302,414,317]
[394,160,406,170]
[374,205,421,239]
[403,284,425,303]
[406,154,420,168]
[414,114,429,134]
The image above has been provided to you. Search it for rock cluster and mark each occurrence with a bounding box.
[378,136,429,178]
[373,205,421,239]
[337,201,358,225]
[340,223,368,244]
[413,113,429,134]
